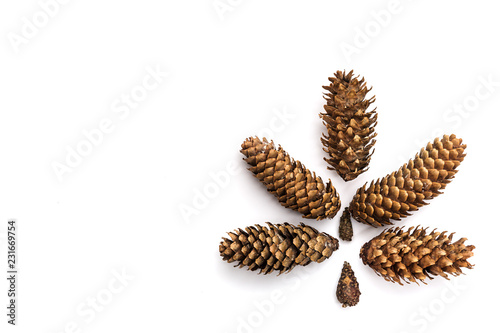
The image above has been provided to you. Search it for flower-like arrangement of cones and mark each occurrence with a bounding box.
[219,70,474,307]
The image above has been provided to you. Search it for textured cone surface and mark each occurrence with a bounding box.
[336,261,361,307]
[320,70,377,181]
[339,207,353,241]
[349,134,466,227]
[220,222,339,275]
[241,136,341,220]
[360,226,475,285]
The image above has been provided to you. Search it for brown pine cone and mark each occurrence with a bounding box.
[219,222,339,275]
[241,136,341,220]
[336,261,361,307]
[360,226,475,285]
[339,207,353,241]
[320,70,377,181]
[349,134,466,227]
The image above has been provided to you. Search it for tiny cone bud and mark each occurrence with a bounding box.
[339,207,353,241]
[336,261,361,307]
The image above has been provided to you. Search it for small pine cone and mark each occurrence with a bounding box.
[336,261,361,307]
[320,70,377,181]
[360,226,475,285]
[241,136,341,220]
[220,222,339,275]
[339,208,353,241]
[349,134,466,227]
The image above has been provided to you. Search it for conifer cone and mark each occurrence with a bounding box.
[241,136,341,220]
[320,70,377,181]
[220,222,339,275]
[349,134,466,227]
[336,261,361,307]
[360,226,475,285]
[339,208,353,241]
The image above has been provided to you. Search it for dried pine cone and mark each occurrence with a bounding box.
[360,226,475,285]
[349,134,466,227]
[339,207,353,241]
[320,70,377,181]
[220,222,339,275]
[241,136,341,220]
[336,261,361,307]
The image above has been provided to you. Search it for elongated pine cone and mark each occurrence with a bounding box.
[360,226,475,285]
[320,70,377,181]
[241,136,341,220]
[349,134,466,227]
[220,222,339,275]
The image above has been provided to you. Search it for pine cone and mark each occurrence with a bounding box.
[339,207,353,241]
[336,261,361,307]
[320,70,377,181]
[220,222,339,275]
[349,134,466,227]
[360,226,474,285]
[241,136,341,220]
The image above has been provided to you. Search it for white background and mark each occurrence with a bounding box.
[1,1,499,332]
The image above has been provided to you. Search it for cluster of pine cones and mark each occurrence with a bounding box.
[219,70,474,307]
